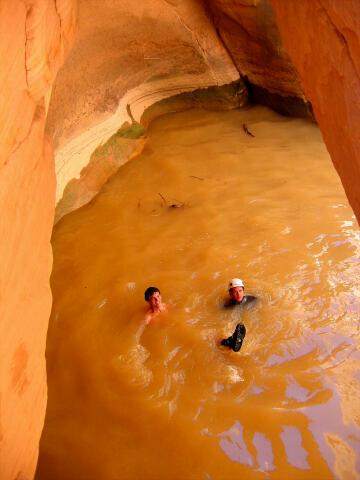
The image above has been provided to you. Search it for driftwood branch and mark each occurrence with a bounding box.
[158,192,185,209]
[242,123,255,137]
[158,192,167,205]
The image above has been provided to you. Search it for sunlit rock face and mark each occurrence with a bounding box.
[270,0,360,225]
[0,1,77,479]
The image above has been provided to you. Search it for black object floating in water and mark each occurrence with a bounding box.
[221,322,246,352]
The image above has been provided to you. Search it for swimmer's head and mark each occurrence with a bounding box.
[144,286,160,302]
[228,278,244,303]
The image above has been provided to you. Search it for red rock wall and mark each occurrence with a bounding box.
[270,0,360,224]
[208,0,304,98]
[0,2,77,479]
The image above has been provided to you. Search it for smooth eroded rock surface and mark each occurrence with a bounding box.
[270,0,360,224]
[0,1,76,479]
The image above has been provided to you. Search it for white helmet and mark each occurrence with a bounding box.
[228,278,244,289]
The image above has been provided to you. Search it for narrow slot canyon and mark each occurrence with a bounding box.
[1,1,360,479]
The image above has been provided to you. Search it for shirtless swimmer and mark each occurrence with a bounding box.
[144,287,169,325]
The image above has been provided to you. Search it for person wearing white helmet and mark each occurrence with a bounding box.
[221,278,256,352]
[224,278,256,308]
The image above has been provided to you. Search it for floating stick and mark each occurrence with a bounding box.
[242,123,255,137]
[158,192,167,205]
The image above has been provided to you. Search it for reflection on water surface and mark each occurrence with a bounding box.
[37,106,360,480]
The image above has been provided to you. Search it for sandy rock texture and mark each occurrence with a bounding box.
[0,1,76,479]
[55,124,148,223]
[270,0,360,224]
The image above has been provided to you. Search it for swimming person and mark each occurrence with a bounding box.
[221,278,256,352]
[144,287,169,325]
[224,278,256,308]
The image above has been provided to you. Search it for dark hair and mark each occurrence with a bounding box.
[144,287,160,302]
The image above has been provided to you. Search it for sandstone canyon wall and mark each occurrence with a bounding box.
[207,0,311,117]
[0,2,77,479]
[270,0,360,225]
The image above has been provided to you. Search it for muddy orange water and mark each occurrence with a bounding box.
[37,106,360,480]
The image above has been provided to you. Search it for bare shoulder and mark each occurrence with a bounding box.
[144,311,152,325]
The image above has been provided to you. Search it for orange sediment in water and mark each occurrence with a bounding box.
[37,106,360,479]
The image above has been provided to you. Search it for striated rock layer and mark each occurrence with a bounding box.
[0,1,77,479]
[55,124,148,224]
[270,0,360,224]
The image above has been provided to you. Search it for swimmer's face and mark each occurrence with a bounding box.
[229,286,244,303]
[149,291,162,308]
